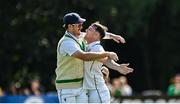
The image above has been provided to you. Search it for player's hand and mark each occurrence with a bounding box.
[110,34,126,44]
[102,66,109,83]
[102,66,109,77]
[107,52,119,61]
[117,63,133,75]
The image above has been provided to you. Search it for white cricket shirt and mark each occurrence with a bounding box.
[83,41,107,89]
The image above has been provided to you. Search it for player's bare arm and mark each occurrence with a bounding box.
[100,58,133,75]
[72,50,119,61]
[104,32,126,44]
[81,32,126,44]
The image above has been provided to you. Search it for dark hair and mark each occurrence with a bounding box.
[92,22,108,39]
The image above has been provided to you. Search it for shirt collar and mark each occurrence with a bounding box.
[88,41,100,48]
[65,31,79,40]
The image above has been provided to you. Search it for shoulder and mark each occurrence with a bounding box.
[90,44,105,52]
[58,37,81,56]
[58,37,79,51]
[59,37,76,46]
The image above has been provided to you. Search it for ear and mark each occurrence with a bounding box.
[96,32,101,39]
[68,24,72,29]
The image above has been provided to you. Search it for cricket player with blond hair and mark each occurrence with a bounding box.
[83,22,133,103]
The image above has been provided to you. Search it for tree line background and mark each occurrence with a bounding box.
[0,0,180,94]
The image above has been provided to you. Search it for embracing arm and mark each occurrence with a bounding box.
[72,50,119,61]
[61,38,118,61]
[103,32,126,44]
[81,31,126,43]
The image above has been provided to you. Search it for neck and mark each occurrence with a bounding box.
[87,39,99,44]
[67,30,79,38]
[87,40,93,44]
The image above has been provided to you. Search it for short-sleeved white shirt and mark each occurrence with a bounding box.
[83,41,107,89]
[58,31,84,56]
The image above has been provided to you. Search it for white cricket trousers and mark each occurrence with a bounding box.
[57,87,88,103]
[88,88,110,103]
